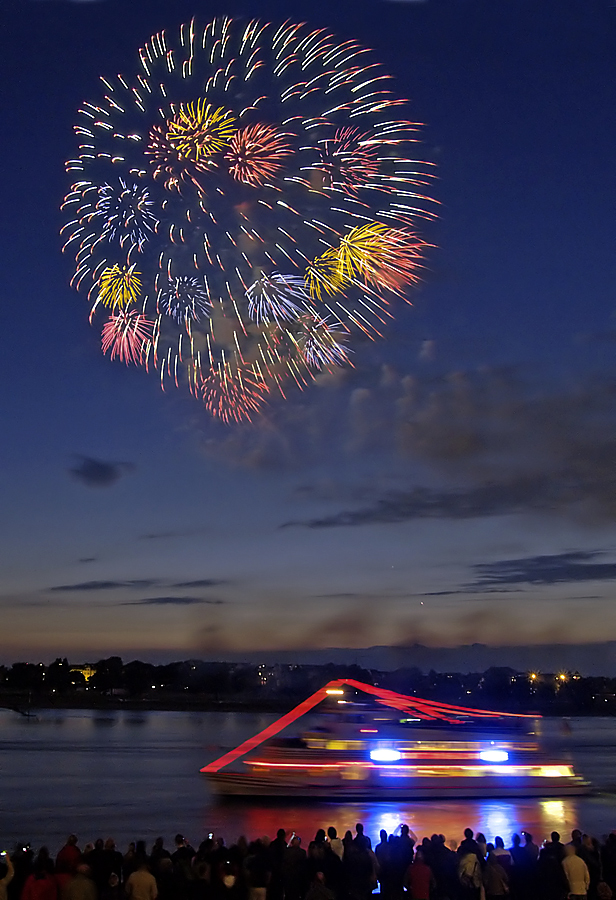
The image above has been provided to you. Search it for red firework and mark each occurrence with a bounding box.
[101,309,153,365]
[225,124,292,187]
[201,367,269,423]
[146,124,209,194]
[362,230,427,294]
[315,127,380,195]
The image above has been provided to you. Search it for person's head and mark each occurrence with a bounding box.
[95,839,104,851]
[135,841,147,858]
[290,836,301,848]
[67,835,78,847]
[464,828,474,841]
[313,872,325,884]
[495,836,504,849]
[379,830,387,843]
[159,858,173,873]
[137,858,150,871]
[76,864,91,878]
[401,824,409,837]
[486,843,495,855]
[83,844,94,855]
[327,827,337,840]
[314,829,326,844]
[175,834,185,847]
[565,844,577,858]
[476,833,486,844]
[153,837,164,850]
[512,833,521,847]
[344,831,352,843]
[356,823,364,835]
[108,874,119,889]
[572,830,582,843]
[105,838,116,851]
[582,834,593,849]
[277,829,286,841]
[551,832,561,843]
[414,849,424,864]
[522,832,533,845]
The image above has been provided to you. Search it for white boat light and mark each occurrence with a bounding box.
[479,750,509,763]
[370,748,402,762]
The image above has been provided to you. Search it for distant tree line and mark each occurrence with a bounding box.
[0,658,615,714]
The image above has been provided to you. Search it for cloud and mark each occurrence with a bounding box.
[138,528,207,541]
[78,557,97,564]
[467,551,616,588]
[285,475,558,529]
[122,596,224,606]
[48,580,159,592]
[171,579,227,588]
[69,456,134,488]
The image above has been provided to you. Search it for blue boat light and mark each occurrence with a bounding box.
[370,748,402,762]
[479,749,509,763]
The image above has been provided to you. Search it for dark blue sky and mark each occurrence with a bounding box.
[2,0,616,665]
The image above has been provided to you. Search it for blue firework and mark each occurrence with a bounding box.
[246,273,308,325]
[159,275,211,323]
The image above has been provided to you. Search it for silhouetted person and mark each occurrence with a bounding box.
[282,837,307,900]
[353,825,371,852]
[57,836,81,876]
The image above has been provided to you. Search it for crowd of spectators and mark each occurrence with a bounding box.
[1,823,615,900]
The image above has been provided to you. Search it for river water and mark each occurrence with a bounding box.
[2,709,616,853]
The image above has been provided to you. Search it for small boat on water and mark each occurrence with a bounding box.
[201,679,590,799]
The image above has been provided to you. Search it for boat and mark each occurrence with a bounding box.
[201,678,590,798]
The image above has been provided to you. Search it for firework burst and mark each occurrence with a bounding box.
[336,224,425,293]
[167,101,236,163]
[62,16,436,423]
[294,314,350,369]
[97,264,141,310]
[101,309,153,365]
[159,276,211,323]
[314,127,380,195]
[226,124,292,186]
[95,179,159,250]
[201,366,269,424]
[305,253,348,301]
[246,273,307,324]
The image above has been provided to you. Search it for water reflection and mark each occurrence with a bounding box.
[1,709,616,851]
[208,798,584,849]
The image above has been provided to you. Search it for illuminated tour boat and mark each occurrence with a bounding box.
[201,679,589,798]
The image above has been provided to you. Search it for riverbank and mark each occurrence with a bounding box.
[0,692,292,714]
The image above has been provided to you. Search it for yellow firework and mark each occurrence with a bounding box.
[97,264,142,309]
[335,222,391,281]
[167,101,236,163]
[305,250,347,301]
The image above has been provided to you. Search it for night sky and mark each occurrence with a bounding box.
[2,0,616,666]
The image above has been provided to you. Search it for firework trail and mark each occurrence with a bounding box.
[62,17,436,422]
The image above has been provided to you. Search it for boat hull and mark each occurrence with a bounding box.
[206,771,591,798]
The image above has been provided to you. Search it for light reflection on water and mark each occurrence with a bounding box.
[1,709,616,852]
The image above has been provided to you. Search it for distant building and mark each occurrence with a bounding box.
[70,664,96,682]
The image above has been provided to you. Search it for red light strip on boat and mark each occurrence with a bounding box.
[201,678,534,774]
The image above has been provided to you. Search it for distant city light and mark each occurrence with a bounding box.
[479,750,509,763]
[326,688,344,695]
[370,748,402,762]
